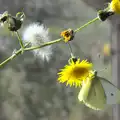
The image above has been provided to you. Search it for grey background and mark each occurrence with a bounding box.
[0,0,113,120]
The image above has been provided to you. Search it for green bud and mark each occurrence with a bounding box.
[7,16,22,31]
[98,10,114,21]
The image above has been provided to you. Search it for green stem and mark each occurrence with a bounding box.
[16,31,24,50]
[74,17,99,33]
[0,17,100,67]
[0,43,29,68]
[25,38,63,51]
[0,49,22,68]
[25,17,99,51]
[0,38,62,68]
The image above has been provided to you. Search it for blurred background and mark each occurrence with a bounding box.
[0,0,115,120]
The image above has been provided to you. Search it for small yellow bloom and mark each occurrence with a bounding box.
[103,44,111,56]
[57,58,94,87]
[110,0,120,14]
[60,29,74,43]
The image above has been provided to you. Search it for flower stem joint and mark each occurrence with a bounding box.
[60,28,75,43]
[68,57,78,64]
[98,10,114,21]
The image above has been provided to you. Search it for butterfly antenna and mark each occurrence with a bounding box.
[97,68,107,72]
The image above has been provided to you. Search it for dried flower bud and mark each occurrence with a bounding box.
[61,29,74,43]
[98,10,114,21]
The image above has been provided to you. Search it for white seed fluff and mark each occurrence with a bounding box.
[22,23,53,61]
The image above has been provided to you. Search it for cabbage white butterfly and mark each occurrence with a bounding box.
[78,71,120,110]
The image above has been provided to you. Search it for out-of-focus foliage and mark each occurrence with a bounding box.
[0,0,112,120]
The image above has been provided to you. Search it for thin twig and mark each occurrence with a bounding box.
[15,31,24,51]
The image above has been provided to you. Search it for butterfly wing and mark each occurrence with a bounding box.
[78,77,106,110]
[78,78,92,102]
[99,77,120,104]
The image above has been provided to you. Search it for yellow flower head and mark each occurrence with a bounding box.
[57,58,94,87]
[60,29,74,43]
[110,0,120,14]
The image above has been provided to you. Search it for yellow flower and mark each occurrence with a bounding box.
[57,58,94,87]
[110,0,120,14]
[103,43,111,56]
[60,29,74,43]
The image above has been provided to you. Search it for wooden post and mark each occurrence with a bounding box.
[111,20,120,120]
[81,1,120,120]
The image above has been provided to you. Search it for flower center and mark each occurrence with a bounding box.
[72,67,88,78]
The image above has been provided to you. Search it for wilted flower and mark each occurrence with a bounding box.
[60,29,74,43]
[22,23,53,61]
[57,57,94,87]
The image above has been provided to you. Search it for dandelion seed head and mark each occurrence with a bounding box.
[22,22,53,61]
